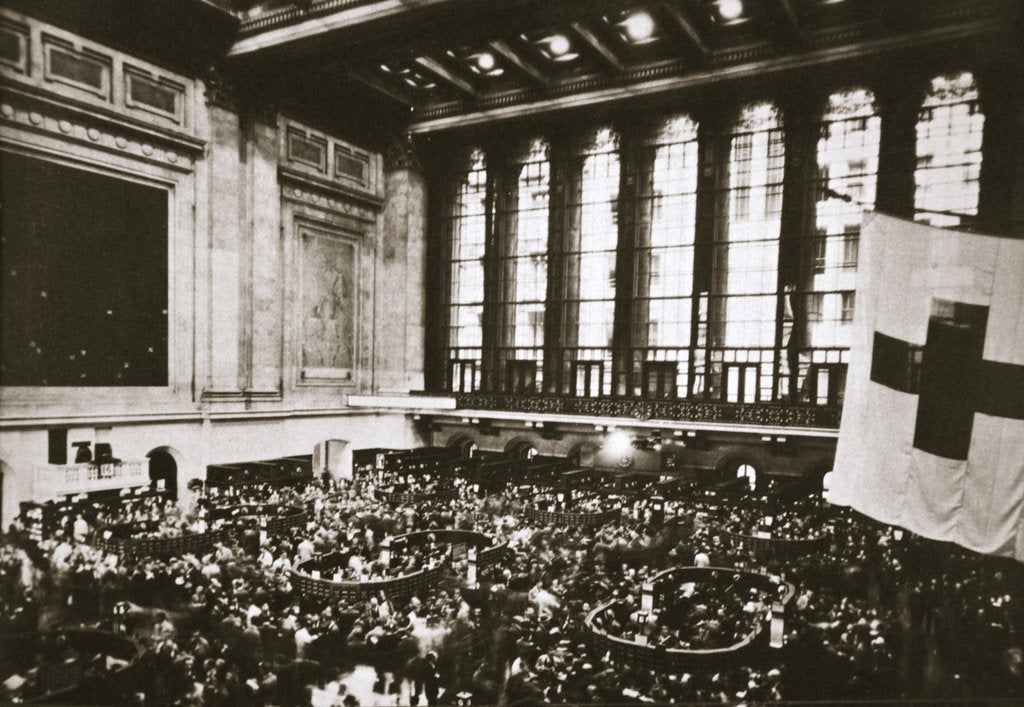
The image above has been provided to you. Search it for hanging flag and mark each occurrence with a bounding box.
[831,213,1024,560]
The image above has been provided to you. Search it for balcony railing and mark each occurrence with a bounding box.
[34,460,150,499]
[453,392,841,429]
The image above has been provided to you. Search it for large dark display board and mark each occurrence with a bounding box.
[1,152,168,385]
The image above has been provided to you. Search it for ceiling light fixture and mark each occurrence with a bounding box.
[457,49,504,76]
[476,51,496,71]
[716,0,744,22]
[619,10,657,43]
[548,34,571,57]
[380,63,437,90]
[530,33,579,62]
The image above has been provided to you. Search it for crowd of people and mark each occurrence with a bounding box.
[717,506,830,541]
[592,575,772,651]
[1,463,1021,705]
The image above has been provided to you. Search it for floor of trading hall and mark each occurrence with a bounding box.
[2,0,1023,705]
[312,666,401,707]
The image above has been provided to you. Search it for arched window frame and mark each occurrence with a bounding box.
[914,71,985,228]
[707,101,784,404]
[444,148,489,392]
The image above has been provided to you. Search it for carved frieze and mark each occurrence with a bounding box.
[0,86,200,171]
[280,183,378,222]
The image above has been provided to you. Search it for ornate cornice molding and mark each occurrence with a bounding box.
[0,83,203,172]
[279,167,381,221]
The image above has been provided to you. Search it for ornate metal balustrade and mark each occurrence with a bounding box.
[453,393,842,429]
[34,460,150,499]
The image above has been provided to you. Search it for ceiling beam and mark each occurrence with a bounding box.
[773,0,803,42]
[569,21,623,72]
[230,0,460,56]
[409,18,1005,133]
[661,1,710,57]
[414,55,478,98]
[347,68,417,107]
[489,40,550,88]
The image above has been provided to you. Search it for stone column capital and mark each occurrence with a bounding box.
[384,133,423,173]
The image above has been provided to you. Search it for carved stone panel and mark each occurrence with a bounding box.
[299,227,359,383]
[0,7,195,137]
[278,115,383,202]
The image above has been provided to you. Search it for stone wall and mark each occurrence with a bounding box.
[0,6,428,522]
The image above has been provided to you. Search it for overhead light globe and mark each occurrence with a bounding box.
[548,34,571,57]
[717,0,744,22]
[621,11,656,43]
[476,52,496,71]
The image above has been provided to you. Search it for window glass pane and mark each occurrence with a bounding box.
[816,367,830,405]
[564,128,619,393]
[446,149,488,389]
[743,366,758,403]
[714,102,783,350]
[805,88,879,349]
[503,139,549,389]
[790,89,880,403]
[915,72,984,228]
[639,114,698,363]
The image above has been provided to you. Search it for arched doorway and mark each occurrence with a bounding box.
[147,448,178,501]
[447,435,479,459]
[506,438,539,461]
[736,462,758,491]
[821,471,835,502]
[713,454,761,490]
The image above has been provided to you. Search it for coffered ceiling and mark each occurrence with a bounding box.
[8,0,1018,145]
[223,0,1020,135]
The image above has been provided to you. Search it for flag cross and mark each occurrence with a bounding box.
[869,299,1024,460]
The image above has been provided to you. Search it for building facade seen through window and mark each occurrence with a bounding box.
[437,71,990,407]
[709,102,784,404]
[792,88,881,406]
[633,114,700,399]
[914,72,984,228]
[563,127,620,397]
[500,139,550,393]
[446,149,488,392]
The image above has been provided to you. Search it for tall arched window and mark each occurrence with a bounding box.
[634,114,699,398]
[710,102,784,403]
[915,71,984,228]
[446,149,488,392]
[794,88,880,405]
[563,127,620,396]
[499,139,549,393]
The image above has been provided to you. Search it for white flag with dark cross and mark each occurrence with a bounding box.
[831,213,1024,560]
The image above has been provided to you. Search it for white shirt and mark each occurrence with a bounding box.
[295,627,315,658]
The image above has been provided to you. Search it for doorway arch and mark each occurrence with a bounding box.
[714,454,760,490]
[736,462,758,491]
[447,435,479,459]
[146,447,180,501]
[505,438,539,461]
